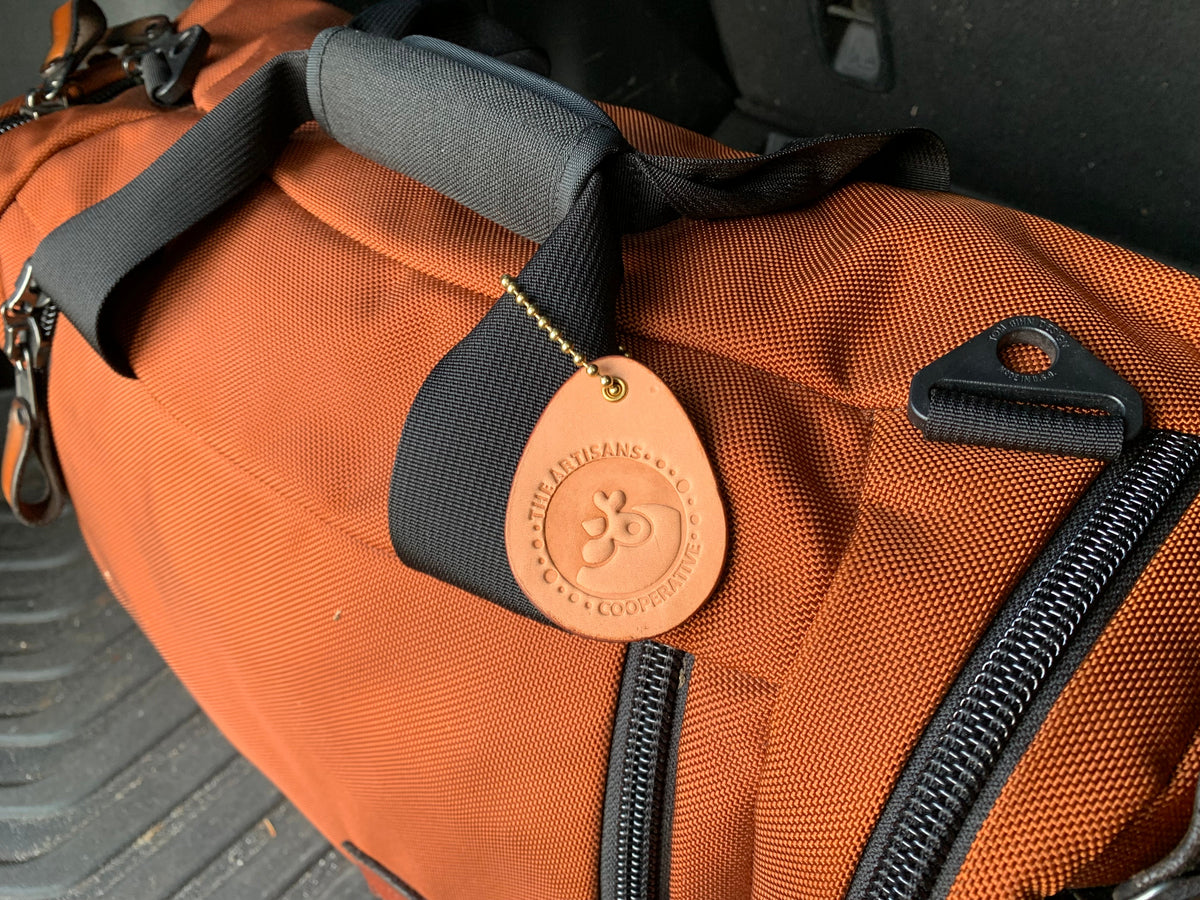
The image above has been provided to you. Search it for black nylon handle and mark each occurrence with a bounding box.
[310,29,625,243]
[30,16,946,375]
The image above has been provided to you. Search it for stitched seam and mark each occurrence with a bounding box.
[310,26,342,135]
[126,371,397,559]
[554,121,617,225]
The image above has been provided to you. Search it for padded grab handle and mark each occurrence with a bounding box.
[308,28,623,243]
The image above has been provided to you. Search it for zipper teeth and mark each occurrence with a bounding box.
[865,431,1200,900]
[0,112,34,136]
[0,76,141,138]
[37,304,60,344]
[614,645,679,900]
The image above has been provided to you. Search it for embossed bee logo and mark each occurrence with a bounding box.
[575,489,682,595]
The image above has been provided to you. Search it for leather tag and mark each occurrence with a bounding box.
[44,2,77,68]
[506,357,726,641]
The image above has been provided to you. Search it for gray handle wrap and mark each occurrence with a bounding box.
[307,27,624,243]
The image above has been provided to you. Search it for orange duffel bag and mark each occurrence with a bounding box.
[4,1,1200,899]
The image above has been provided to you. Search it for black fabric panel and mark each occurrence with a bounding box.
[356,0,551,75]
[347,0,427,36]
[489,0,735,136]
[350,0,550,76]
[600,641,691,900]
[925,387,1126,461]
[31,51,312,376]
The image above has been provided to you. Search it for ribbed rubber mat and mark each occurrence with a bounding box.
[0,457,375,899]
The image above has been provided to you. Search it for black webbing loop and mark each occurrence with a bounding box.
[925,388,1127,461]
[909,316,1142,462]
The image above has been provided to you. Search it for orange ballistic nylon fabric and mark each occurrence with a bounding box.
[949,487,1200,899]
[2,1,1200,898]
[669,659,776,900]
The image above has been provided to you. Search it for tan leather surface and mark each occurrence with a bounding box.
[43,2,77,69]
[507,356,727,640]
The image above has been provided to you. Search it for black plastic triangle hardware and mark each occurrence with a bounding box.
[908,316,1144,458]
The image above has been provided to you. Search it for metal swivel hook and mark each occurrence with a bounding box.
[3,261,67,526]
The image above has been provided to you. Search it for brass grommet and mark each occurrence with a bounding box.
[602,377,628,402]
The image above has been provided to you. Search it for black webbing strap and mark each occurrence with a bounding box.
[29,19,948,620]
[390,172,623,620]
[32,51,310,375]
[926,388,1126,461]
[32,1,533,376]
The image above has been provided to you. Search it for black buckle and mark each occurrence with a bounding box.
[135,24,210,107]
[908,316,1144,459]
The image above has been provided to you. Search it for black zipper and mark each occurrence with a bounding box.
[0,112,35,135]
[0,76,140,137]
[850,429,1200,900]
[601,641,691,900]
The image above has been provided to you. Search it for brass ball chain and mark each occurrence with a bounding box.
[501,274,631,402]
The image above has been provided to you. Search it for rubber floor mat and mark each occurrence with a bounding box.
[0,430,376,899]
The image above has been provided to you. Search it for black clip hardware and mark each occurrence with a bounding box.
[908,316,1144,460]
[129,23,210,107]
